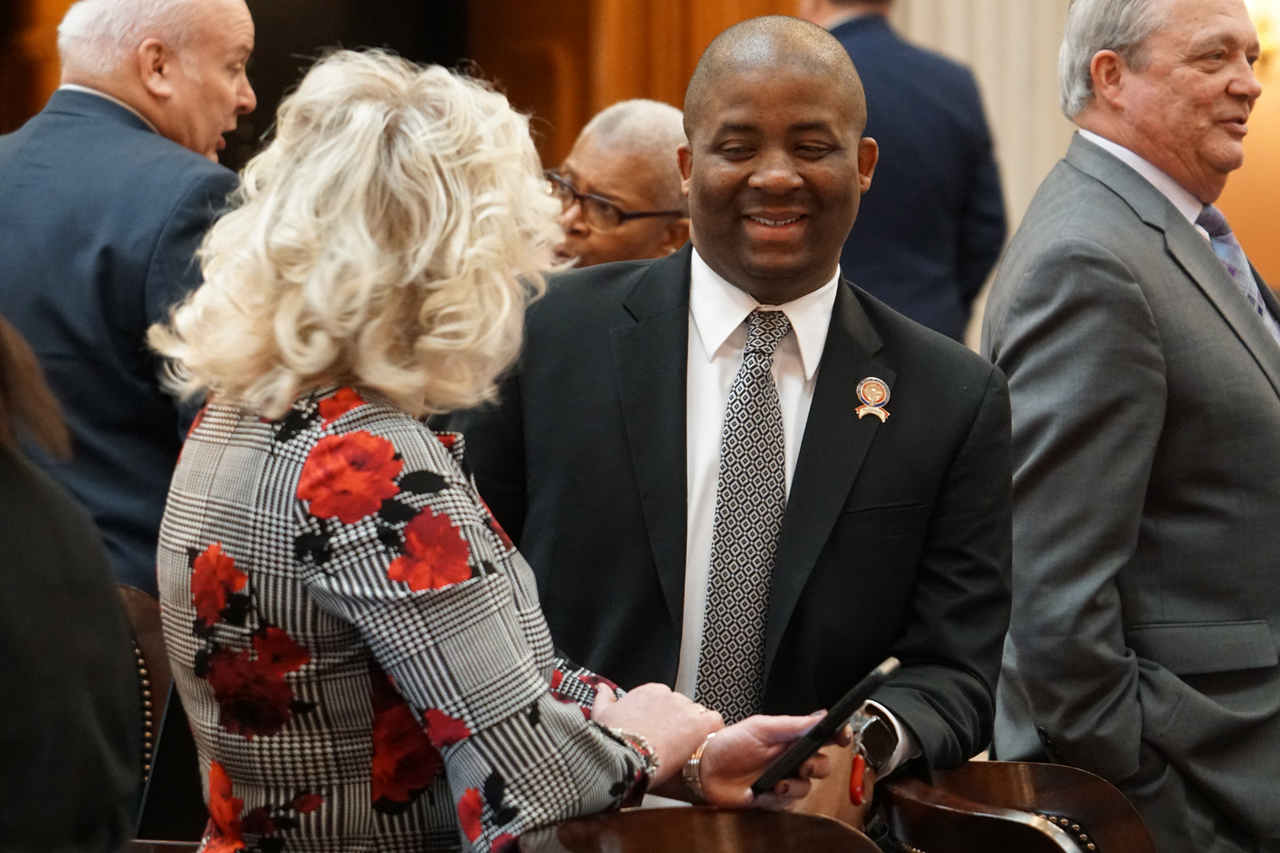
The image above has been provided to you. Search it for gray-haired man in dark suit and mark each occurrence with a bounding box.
[0,0,256,595]
[984,1,1279,851]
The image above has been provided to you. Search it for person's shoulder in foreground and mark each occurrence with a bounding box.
[0,317,139,853]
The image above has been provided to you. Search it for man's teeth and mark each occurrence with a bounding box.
[749,215,801,226]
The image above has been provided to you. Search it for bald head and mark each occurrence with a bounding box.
[684,15,866,143]
[579,99,687,210]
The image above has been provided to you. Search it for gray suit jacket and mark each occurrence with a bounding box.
[983,133,1280,853]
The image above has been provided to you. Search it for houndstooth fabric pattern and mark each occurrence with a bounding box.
[695,309,792,724]
[157,387,644,853]
[1197,204,1280,345]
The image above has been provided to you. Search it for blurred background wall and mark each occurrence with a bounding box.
[1,0,1277,315]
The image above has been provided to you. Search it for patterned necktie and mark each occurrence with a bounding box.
[696,308,792,724]
[1197,205,1280,345]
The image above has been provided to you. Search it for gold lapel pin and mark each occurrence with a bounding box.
[856,377,891,422]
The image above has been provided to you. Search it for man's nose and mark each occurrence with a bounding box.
[747,149,804,193]
[559,199,589,234]
[239,79,258,115]
[1232,58,1263,103]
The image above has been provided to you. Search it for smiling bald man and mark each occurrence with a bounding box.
[449,15,1011,823]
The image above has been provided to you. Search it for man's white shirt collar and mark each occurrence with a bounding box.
[59,84,161,135]
[689,247,838,381]
[1079,129,1205,234]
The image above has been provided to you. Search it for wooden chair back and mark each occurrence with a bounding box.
[930,761,1156,853]
[882,760,1156,853]
[523,807,881,852]
[117,585,172,783]
[883,776,1081,852]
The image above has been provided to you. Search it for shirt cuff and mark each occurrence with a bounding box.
[865,700,921,776]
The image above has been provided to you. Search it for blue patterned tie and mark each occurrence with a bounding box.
[1197,205,1280,345]
[696,308,792,724]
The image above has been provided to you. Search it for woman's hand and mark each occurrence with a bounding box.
[591,683,723,787]
[699,714,852,810]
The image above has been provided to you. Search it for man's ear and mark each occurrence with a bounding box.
[1090,50,1127,109]
[857,137,879,194]
[661,218,691,255]
[677,143,693,196]
[137,37,175,100]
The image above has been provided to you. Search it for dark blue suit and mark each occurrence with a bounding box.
[0,89,238,594]
[834,14,1006,341]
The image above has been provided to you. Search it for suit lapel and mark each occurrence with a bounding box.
[1164,237,1280,400]
[610,246,692,629]
[1258,267,1280,320]
[763,282,892,679]
[1067,133,1280,402]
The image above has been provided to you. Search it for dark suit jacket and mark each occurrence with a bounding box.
[0,447,140,853]
[450,245,1012,770]
[0,90,238,594]
[833,14,1006,341]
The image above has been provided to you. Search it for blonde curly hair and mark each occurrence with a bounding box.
[149,50,560,418]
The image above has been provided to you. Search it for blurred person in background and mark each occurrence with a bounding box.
[148,50,838,853]
[550,99,690,268]
[0,0,256,595]
[0,314,139,853]
[798,0,1006,341]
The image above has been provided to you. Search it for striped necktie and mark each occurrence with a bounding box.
[1196,204,1280,346]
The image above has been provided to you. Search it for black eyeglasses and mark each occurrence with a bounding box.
[546,171,684,230]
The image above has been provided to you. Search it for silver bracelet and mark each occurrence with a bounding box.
[607,727,660,781]
[682,731,717,804]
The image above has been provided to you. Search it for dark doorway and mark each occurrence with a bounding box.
[222,0,468,171]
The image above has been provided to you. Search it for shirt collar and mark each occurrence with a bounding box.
[59,84,161,135]
[1078,129,1204,230]
[689,247,839,381]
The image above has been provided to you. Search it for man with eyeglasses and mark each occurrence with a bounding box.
[549,99,690,268]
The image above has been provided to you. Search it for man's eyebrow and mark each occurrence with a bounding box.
[789,121,836,133]
[1187,33,1244,54]
[713,121,838,134]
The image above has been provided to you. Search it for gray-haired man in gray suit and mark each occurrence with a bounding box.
[983,1,1279,851]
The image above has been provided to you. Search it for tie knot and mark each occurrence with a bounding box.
[1197,204,1232,239]
[744,309,792,356]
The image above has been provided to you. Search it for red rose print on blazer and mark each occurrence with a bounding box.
[205,761,245,853]
[457,787,484,842]
[191,543,248,629]
[422,707,471,749]
[205,627,311,739]
[369,669,441,813]
[297,431,402,523]
[386,509,473,591]
[318,387,367,425]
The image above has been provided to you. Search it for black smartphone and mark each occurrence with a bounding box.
[749,656,900,796]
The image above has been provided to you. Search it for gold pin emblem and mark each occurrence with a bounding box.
[856,377,891,422]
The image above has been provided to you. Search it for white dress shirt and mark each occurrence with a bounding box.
[674,248,917,773]
[1078,130,1208,240]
